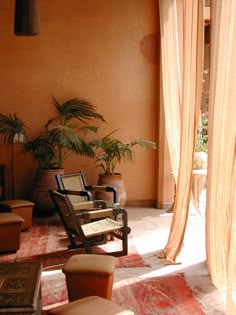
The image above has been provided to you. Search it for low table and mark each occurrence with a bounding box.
[0,262,42,314]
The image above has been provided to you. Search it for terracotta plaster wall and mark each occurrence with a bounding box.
[0,0,161,204]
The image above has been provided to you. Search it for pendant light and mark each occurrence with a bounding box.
[14,0,40,36]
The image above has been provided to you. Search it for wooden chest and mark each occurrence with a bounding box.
[0,262,42,314]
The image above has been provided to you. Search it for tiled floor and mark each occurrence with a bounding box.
[40,188,227,314]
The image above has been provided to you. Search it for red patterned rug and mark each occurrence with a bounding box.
[112,275,204,315]
[0,224,149,268]
[41,271,67,312]
[41,273,204,314]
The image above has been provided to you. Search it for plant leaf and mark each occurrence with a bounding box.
[0,113,25,145]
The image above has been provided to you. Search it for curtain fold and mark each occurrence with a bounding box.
[205,1,236,313]
[158,0,181,181]
[158,0,204,263]
[159,0,236,311]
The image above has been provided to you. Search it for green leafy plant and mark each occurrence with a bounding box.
[92,131,157,175]
[195,110,208,153]
[0,113,26,144]
[0,97,106,170]
[0,113,26,197]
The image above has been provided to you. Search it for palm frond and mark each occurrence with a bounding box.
[92,132,157,175]
[48,125,95,158]
[79,125,99,134]
[128,138,157,150]
[48,97,106,126]
[24,136,55,169]
[0,113,25,144]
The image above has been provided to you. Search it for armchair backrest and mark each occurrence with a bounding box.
[55,172,91,205]
[55,171,119,210]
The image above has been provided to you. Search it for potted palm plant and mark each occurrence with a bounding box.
[92,131,156,206]
[0,97,105,214]
[24,97,104,169]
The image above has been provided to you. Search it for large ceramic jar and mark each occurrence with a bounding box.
[95,173,127,207]
[32,168,64,215]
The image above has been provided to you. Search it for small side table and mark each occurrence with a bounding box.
[0,262,42,314]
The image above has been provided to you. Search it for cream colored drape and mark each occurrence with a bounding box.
[159,0,236,312]
[205,1,236,313]
[158,0,204,262]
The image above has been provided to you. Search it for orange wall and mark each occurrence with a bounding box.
[0,0,166,205]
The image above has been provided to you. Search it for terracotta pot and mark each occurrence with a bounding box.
[32,168,64,215]
[95,173,127,207]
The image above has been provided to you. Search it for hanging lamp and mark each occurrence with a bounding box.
[14,0,40,36]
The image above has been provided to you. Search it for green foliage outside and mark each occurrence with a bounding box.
[195,110,208,153]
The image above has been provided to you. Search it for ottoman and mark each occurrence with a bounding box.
[62,254,117,302]
[0,213,24,252]
[0,200,34,231]
[47,296,134,315]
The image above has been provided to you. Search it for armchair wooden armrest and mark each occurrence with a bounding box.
[85,185,118,204]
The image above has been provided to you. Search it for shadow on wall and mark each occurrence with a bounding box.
[140,34,160,65]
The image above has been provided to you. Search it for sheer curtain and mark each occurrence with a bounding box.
[205,1,236,313]
[159,0,236,312]
[158,0,203,263]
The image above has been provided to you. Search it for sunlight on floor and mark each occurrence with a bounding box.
[42,269,62,277]
[39,185,226,314]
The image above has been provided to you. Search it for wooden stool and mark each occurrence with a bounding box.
[0,200,34,231]
[47,296,134,315]
[0,213,24,252]
[62,254,117,302]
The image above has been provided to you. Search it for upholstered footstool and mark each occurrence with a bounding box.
[62,254,117,302]
[47,296,134,315]
[0,213,24,252]
[0,200,34,231]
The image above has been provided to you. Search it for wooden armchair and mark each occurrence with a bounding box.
[49,190,131,257]
[55,172,119,212]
